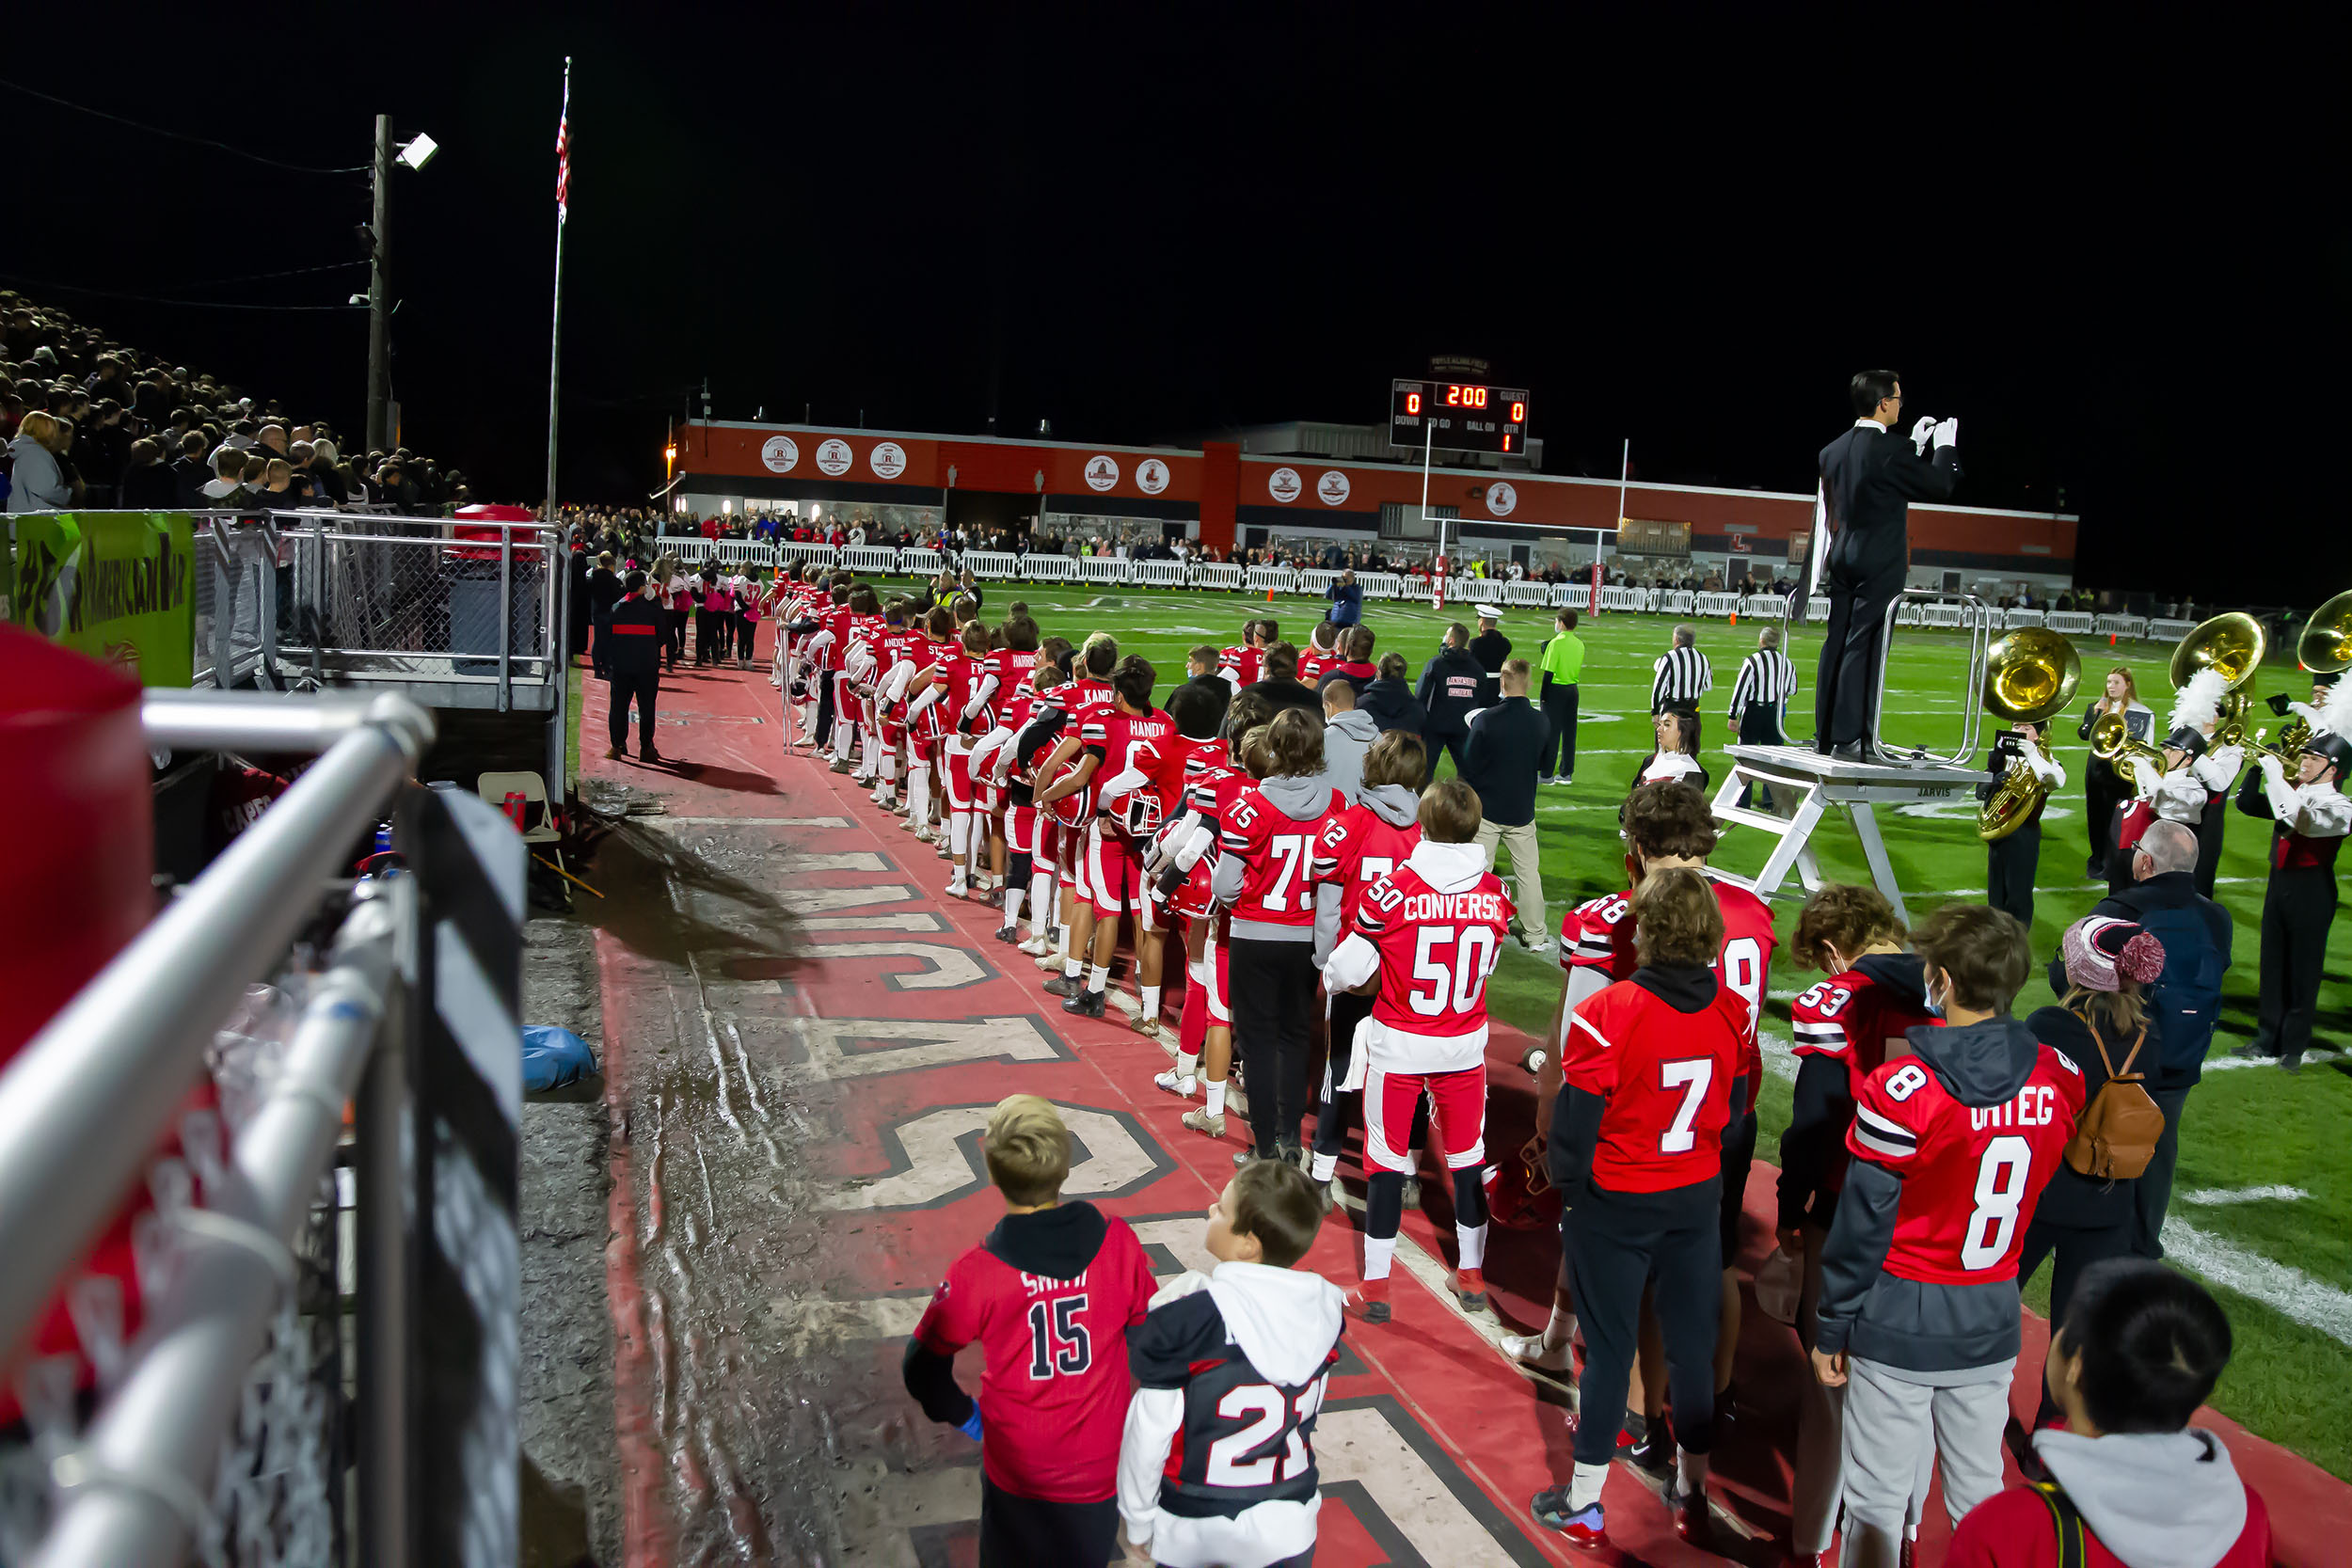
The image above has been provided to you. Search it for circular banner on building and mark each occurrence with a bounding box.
[1136,457,1169,495]
[1084,454,1120,492]
[1317,470,1351,506]
[760,436,799,474]
[870,441,908,480]
[1268,467,1303,503]
[815,438,853,476]
[1486,481,1518,516]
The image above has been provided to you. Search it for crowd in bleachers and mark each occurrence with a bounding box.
[0,292,471,515]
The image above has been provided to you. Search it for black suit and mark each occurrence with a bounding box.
[604,595,665,756]
[1813,421,1960,748]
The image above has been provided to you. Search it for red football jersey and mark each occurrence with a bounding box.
[1557,879,1775,1112]
[1846,1046,2087,1285]
[990,648,1041,705]
[1296,648,1339,686]
[1564,979,1751,1193]
[1218,644,1263,686]
[911,1213,1159,1502]
[1219,784,1346,927]
[1313,804,1422,927]
[1791,967,1943,1096]
[820,604,854,668]
[1349,859,1512,1064]
[1085,706,1184,833]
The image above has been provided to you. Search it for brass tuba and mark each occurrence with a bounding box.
[2170,611,2268,746]
[2296,589,2352,677]
[1978,626,2083,841]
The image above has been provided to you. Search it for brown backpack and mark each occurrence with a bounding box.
[2062,1019,2167,1180]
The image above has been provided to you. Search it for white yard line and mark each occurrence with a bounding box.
[2160,1219,2352,1347]
[2181,1185,2311,1206]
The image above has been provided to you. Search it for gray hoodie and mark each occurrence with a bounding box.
[2034,1428,2252,1568]
[1311,783,1418,964]
[1317,707,1379,806]
[1213,772,1338,942]
[6,432,70,513]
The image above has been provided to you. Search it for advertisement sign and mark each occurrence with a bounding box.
[6,511,195,687]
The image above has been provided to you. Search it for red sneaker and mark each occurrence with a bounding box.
[1455,1267,1488,1311]
[1346,1278,1391,1324]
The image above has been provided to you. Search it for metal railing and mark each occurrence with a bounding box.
[0,691,521,1568]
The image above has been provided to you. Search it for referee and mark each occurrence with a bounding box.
[1537,608,1585,785]
[1728,626,1799,807]
[1651,623,1712,753]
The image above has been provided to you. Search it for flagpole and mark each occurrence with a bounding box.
[544,55,572,805]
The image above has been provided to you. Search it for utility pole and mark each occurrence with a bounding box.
[366,115,393,453]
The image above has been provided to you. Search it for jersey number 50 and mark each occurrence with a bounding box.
[1409,925,1498,1017]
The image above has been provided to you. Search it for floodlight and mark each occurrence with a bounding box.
[397,133,438,171]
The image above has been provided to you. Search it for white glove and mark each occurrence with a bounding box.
[1932,418,1959,451]
[1910,415,1939,453]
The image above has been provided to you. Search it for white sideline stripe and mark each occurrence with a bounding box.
[2202,1047,2344,1073]
[2162,1218,2352,1347]
[2181,1185,2310,1206]
[654,815,851,827]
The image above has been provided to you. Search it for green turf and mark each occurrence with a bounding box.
[957,581,2352,1477]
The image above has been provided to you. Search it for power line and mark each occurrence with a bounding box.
[0,271,364,313]
[171,261,371,291]
[0,76,369,177]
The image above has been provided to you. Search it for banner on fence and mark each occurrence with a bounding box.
[5,510,196,687]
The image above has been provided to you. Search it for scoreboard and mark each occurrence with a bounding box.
[1390,378,1531,455]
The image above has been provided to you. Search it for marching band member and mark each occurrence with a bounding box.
[2233,678,2351,1071]
[2077,667,2153,876]
[2106,670,2225,894]
[1977,719,2065,929]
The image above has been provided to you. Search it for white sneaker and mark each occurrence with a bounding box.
[1499,1332,1572,1371]
[1035,951,1068,972]
[1017,934,1051,956]
[1153,1069,1197,1099]
[1181,1108,1227,1139]
[1518,932,1550,954]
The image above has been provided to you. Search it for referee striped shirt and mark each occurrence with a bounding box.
[1651,644,1712,712]
[1729,648,1799,717]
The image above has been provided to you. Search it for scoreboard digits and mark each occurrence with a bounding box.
[1391,378,1531,455]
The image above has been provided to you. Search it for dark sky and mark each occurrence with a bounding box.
[9,8,2344,601]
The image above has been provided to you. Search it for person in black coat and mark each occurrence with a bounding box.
[119,438,180,510]
[585,553,625,677]
[603,572,666,764]
[1239,642,1320,718]
[2017,915,2168,1438]
[1813,370,1961,757]
[1414,623,1486,784]
[1359,651,1428,737]
[1181,644,1232,737]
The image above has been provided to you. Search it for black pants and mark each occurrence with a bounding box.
[693,608,715,664]
[977,1477,1117,1568]
[814,667,836,748]
[589,613,611,677]
[739,613,757,660]
[1229,937,1318,1155]
[2131,1085,2191,1260]
[1987,822,2041,931]
[1733,701,1786,808]
[664,608,685,669]
[1718,1109,1758,1263]
[1314,990,1376,1160]
[1540,683,1580,777]
[2193,794,2227,898]
[2254,866,2337,1063]
[1422,730,1469,788]
[608,670,659,754]
[1814,562,1903,749]
[2020,1210,2136,1424]
[2084,758,2127,872]
[1565,1179,1721,1465]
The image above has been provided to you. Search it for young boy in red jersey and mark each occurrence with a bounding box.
[1813,904,2086,1567]
[1320,776,1507,1322]
[1214,708,1348,1166]
[904,1095,1158,1567]
[1532,868,1752,1550]
[1218,618,1271,689]
[1117,1159,1343,1568]
[1778,881,1941,1564]
[1305,732,1426,1199]
[1295,619,1342,687]
[1947,1259,2271,1568]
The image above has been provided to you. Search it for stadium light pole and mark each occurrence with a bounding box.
[365,118,437,454]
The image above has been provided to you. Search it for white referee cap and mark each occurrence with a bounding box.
[1474,603,1502,618]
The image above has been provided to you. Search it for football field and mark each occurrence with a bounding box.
[979,582,2352,1477]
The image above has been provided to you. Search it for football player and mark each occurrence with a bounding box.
[1532,868,1751,1551]
[1295,619,1343,687]
[1035,635,1121,991]
[1812,902,2086,1566]
[1213,709,1348,1166]
[904,1096,1158,1568]
[1116,1160,1343,1568]
[1218,618,1272,689]
[1778,881,1939,1565]
[1320,777,1508,1323]
[1304,731,1426,1199]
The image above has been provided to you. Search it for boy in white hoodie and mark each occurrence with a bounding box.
[1118,1160,1344,1568]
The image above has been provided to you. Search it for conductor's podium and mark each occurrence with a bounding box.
[1708,744,1998,925]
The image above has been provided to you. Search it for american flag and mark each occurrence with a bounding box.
[554,65,571,224]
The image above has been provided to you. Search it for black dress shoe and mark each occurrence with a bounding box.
[1829,740,1866,762]
[1061,988,1106,1020]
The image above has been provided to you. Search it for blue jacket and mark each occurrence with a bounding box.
[1325,581,1363,627]
[2080,871,2230,1089]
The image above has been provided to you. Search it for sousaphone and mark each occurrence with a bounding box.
[1978,626,2083,841]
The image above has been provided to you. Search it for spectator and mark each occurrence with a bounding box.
[1181,644,1232,737]
[119,436,177,509]
[168,432,214,505]
[1948,1259,2270,1568]
[196,443,250,505]
[2070,819,2229,1259]
[1318,677,1377,804]
[1241,642,1320,718]
[1537,608,1585,786]
[5,410,72,512]
[1360,650,1428,738]
[1415,623,1486,784]
[1460,658,1549,949]
[587,551,625,676]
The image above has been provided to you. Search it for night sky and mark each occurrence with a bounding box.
[8,9,2343,603]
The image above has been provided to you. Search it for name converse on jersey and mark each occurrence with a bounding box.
[1396,890,1509,925]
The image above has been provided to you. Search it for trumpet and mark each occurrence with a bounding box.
[2090,710,2168,790]
[2239,717,2313,769]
